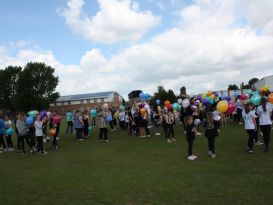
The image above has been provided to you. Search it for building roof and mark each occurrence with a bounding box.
[56,91,115,102]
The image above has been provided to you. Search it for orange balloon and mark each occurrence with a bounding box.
[140,108,147,115]
[164,100,171,107]
[260,87,266,94]
[269,93,273,104]
[49,128,56,137]
[207,91,213,96]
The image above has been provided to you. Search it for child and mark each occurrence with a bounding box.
[205,112,218,158]
[83,111,89,139]
[167,109,176,142]
[0,115,7,152]
[16,113,29,155]
[162,108,169,142]
[185,115,197,160]
[212,107,221,132]
[153,107,161,136]
[257,97,272,152]
[242,103,257,153]
[97,108,108,142]
[119,109,126,132]
[74,110,84,140]
[4,115,14,151]
[139,109,147,138]
[34,115,47,155]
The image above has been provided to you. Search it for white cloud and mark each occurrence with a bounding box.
[59,0,160,44]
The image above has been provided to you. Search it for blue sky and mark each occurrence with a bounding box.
[0,0,273,97]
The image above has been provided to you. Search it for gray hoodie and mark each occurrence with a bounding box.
[16,119,28,136]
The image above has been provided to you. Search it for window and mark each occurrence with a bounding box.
[94,99,97,103]
[80,100,83,104]
[68,101,71,105]
[87,99,90,103]
[61,102,64,105]
[101,98,104,102]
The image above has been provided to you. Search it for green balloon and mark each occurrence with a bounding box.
[250,94,261,106]
[88,126,93,133]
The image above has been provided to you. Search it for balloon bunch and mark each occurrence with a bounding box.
[139,92,150,101]
[259,85,270,94]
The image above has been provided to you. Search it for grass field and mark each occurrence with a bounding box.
[0,122,273,205]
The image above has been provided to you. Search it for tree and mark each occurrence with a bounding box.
[128,90,142,99]
[0,66,22,111]
[228,84,239,90]
[248,78,259,87]
[154,86,176,103]
[15,62,59,112]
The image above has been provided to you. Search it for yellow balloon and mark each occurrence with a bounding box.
[202,93,207,98]
[208,91,213,96]
[264,85,269,91]
[217,100,228,113]
[210,94,215,100]
[157,106,161,111]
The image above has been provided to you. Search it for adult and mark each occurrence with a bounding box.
[65,110,74,134]
[236,96,243,124]
[74,110,84,141]
[257,97,272,152]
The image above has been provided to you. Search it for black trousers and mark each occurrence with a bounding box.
[236,108,242,123]
[207,136,215,154]
[99,128,108,141]
[5,135,13,147]
[119,121,125,131]
[246,129,256,151]
[167,124,174,138]
[162,125,168,139]
[66,121,73,134]
[187,139,194,156]
[17,135,26,153]
[0,134,7,148]
[145,124,150,136]
[260,125,271,149]
[109,121,114,129]
[36,136,44,153]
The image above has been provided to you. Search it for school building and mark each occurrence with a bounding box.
[50,91,124,114]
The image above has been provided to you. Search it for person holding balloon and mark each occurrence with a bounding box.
[236,96,244,124]
[242,102,257,154]
[204,112,218,158]
[257,97,272,152]
[34,115,47,155]
[4,115,14,151]
[139,107,148,138]
[16,113,29,155]
[97,107,109,142]
[83,111,90,139]
[185,115,197,160]
[167,108,176,142]
[153,106,161,136]
[74,110,84,141]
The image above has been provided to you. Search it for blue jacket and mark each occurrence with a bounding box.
[0,119,4,135]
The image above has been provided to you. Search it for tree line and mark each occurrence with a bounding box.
[0,62,59,113]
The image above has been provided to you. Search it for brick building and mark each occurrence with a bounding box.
[50,91,124,114]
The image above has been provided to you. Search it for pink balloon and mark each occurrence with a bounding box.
[53,115,62,124]
[227,102,236,114]
[240,94,248,101]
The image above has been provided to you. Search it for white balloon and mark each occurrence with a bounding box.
[177,99,183,104]
[103,103,109,109]
[182,99,190,108]
[194,119,201,126]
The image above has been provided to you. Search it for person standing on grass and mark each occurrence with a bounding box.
[242,102,257,154]
[185,115,197,160]
[83,111,89,139]
[162,108,169,142]
[153,107,161,136]
[0,114,7,152]
[204,112,218,158]
[257,97,272,152]
[34,115,47,155]
[167,109,176,142]
[74,110,84,141]
[236,95,243,124]
[16,113,29,155]
[4,115,14,151]
[97,107,108,142]
[66,110,74,134]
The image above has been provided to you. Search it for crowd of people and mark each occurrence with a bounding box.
[0,90,272,161]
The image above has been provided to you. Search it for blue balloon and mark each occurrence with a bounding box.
[106,115,113,122]
[139,92,145,99]
[214,92,219,97]
[90,109,97,117]
[250,94,261,106]
[6,128,13,136]
[144,93,150,100]
[156,99,160,105]
[26,117,34,126]
[209,99,215,105]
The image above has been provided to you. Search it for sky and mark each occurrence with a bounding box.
[1,0,273,99]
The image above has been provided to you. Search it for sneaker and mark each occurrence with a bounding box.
[79,139,84,141]
[143,135,147,138]
[208,151,212,156]
[167,139,172,143]
[184,131,186,134]
[8,148,15,152]
[255,141,263,145]
[248,150,254,154]
[211,154,217,159]
[99,140,103,142]
[147,135,151,138]
[41,151,47,155]
[171,138,176,142]
[43,138,47,143]
[155,133,160,136]
[239,122,243,125]
[3,148,9,152]
[196,132,202,136]
[192,155,198,159]
[105,140,109,142]
[188,155,195,160]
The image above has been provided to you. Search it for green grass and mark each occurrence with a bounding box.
[0,122,273,205]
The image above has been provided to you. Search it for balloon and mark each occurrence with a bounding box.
[207,91,213,96]
[226,96,231,101]
[40,111,47,119]
[178,105,182,110]
[164,100,171,107]
[156,99,160,105]
[172,103,179,110]
[240,94,248,101]
[217,100,228,113]
[6,128,13,136]
[120,105,126,111]
[88,126,93,133]
[144,93,150,100]
[91,109,97,117]
[194,119,201,126]
[140,108,147,115]
[209,99,215,105]
[193,101,199,107]
[220,95,227,100]
[177,99,183,104]
[46,111,51,117]
[103,103,109,109]
[202,93,207,98]
[260,87,266,94]
[245,90,252,95]
[210,94,215,100]
[250,94,261,106]
[53,115,62,124]
[139,92,145,99]
[167,104,173,111]
[106,115,113,122]
[49,128,56,137]
[214,92,219,97]
[28,110,37,118]
[227,102,236,114]
[202,98,209,106]
[157,106,161,111]
[26,116,34,125]
[196,95,202,100]
[264,85,270,91]
[182,99,190,108]
[269,93,273,104]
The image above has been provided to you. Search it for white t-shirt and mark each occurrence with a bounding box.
[242,110,257,130]
[34,121,43,137]
[257,105,272,125]
[119,111,125,121]
[236,99,243,110]
[212,111,221,121]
